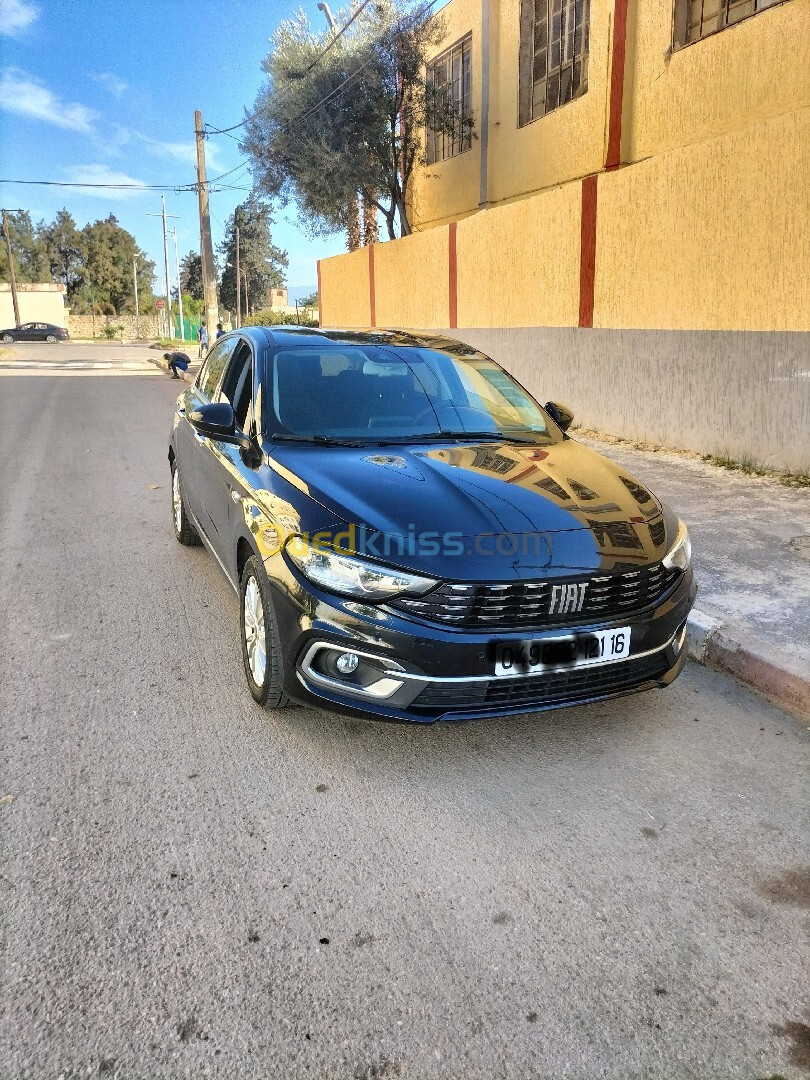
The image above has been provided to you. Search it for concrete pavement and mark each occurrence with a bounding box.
[1,367,808,1079]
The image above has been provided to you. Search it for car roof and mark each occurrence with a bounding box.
[247,325,472,352]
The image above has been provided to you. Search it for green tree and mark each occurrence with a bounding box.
[77,215,155,315]
[242,1,456,241]
[39,209,84,302]
[0,210,48,283]
[218,196,288,316]
[179,251,204,300]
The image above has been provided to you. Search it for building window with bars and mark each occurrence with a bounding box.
[519,0,591,127]
[425,34,473,165]
[673,0,786,47]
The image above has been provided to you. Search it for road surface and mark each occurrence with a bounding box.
[1,350,808,1079]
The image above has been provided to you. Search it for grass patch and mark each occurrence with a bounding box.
[701,453,810,488]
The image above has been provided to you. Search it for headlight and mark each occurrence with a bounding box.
[285,537,439,601]
[663,521,691,572]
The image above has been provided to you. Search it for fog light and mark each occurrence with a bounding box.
[335,652,359,675]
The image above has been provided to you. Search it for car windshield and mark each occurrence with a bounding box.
[267,345,558,444]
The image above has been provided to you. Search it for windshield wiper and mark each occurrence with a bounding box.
[271,433,368,446]
[401,430,544,444]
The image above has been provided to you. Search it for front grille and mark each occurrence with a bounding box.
[411,650,671,713]
[390,564,680,631]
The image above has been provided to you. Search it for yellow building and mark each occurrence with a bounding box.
[319,1,810,471]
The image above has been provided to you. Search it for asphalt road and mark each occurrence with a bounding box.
[1,356,808,1080]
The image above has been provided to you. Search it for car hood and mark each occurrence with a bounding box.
[266,437,671,579]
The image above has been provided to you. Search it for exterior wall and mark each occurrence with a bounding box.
[67,313,163,340]
[622,0,810,165]
[0,283,66,328]
[595,107,810,331]
[319,246,371,327]
[456,182,581,328]
[375,227,449,328]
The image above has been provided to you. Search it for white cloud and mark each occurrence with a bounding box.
[93,72,128,99]
[62,163,149,199]
[136,134,223,172]
[0,0,38,35]
[0,68,97,132]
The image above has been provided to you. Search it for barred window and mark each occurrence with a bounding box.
[673,0,785,47]
[426,34,473,165]
[519,0,591,127]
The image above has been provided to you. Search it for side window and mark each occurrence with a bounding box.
[518,0,590,126]
[219,340,254,432]
[197,337,236,400]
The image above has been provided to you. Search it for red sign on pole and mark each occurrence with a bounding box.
[155,299,165,309]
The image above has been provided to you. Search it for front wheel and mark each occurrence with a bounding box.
[1,334,13,343]
[171,460,199,545]
[240,555,290,708]
[46,335,58,343]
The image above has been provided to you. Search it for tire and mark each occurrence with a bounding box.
[1,334,13,343]
[46,335,57,343]
[171,459,200,546]
[240,555,290,708]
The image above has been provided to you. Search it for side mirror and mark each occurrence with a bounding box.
[189,402,252,450]
[545,400,575,432]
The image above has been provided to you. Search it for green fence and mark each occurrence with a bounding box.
[174,315,200,341]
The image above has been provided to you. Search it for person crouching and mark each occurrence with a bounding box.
[164,351,190,379]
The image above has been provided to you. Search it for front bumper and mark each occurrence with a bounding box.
[268,559,697,724]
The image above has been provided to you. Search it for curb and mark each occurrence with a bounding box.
[686,607,810,719]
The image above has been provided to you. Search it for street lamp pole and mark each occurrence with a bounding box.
[133,256,140,339]
[170,227,185,340]
[235,225,240,329]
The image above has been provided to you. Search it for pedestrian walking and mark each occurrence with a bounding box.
[164,351,191,379]
[216,322,225,339]
[197,324,208,358]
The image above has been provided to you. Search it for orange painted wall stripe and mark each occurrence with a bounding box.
[448,221,458,328]
[579,174,598,328]
[368,243,376,327]
[605,0,629,170]
[316,259,322,326]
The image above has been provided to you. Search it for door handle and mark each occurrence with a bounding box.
[176,405,186,415]
[194,432,205,443]
[228,486,242,504]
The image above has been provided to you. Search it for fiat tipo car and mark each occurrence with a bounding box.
[169,327,696,722]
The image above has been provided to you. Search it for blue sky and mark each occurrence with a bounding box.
[0,0,350,299]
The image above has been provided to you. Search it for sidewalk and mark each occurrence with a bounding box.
[580,434,810,718]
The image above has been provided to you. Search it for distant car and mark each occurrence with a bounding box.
[169,327,696,723]
[0,322,69,343]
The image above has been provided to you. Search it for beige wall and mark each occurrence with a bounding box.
[375,227,449,328]
[456,182,581,328]
[319,247,370,327]
[595,106,810,332]
[0,284,66,328]
[622,0,810,165]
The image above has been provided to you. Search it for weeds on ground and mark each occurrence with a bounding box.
[701,453,810,488]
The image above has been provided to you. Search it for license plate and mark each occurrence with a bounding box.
[494,626,631,677]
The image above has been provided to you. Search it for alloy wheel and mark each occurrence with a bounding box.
[243,575,267,686]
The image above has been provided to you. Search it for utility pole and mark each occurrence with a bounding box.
[235,225,241,329]
[194,110,218,347]
[2,209,23,327]
[170,227,185,340]
[147,198,179,339]
[133,256,140,339]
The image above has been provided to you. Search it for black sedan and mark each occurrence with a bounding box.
[168,327,696,723]
[1,322,69,343]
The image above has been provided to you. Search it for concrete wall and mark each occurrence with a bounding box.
[436,327,810,473]
[67,313,163,340]
[0,283,66,328]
